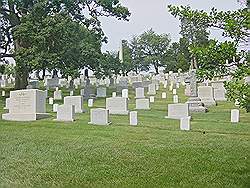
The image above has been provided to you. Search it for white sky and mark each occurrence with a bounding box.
[100,0,243,52]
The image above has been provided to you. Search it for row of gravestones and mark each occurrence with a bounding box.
[1,73,241,129]
[2,87,240,128]
[1,82,175,122]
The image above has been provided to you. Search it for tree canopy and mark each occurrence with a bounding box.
[168,4,250,111]
[0,0,130,88]
[136,29,171,74]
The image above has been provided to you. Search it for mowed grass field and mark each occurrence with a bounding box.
[0,85,249,187]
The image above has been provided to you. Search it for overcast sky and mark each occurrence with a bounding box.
[100,0,244,52]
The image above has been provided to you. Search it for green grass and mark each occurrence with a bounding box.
[0,86,249,187]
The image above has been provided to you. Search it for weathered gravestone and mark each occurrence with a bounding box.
[132,81,143,89]
[112,92,116,97]
[180,117,191,131]
[186,69,207,112]
[185,84,191,96]
[54,89,62,100]
[64,96,85,113]
[135,88,145,99]
[2,89,49,121]
[165,103,190,120]
[130,111,138,126]
[56,104,75,122]
[149,96,155,103]
[117,79,128,92]
[80,89,84,96]
[53,104,59,112]
[106,97,129,115]
[211,81,227,101]
[96,87,107,98]
[83,78,92,99]
[88,99,94,107]
[135,99,150,110]
[142,80,151,88]
[162,92,167,99]
[49,97,54,105]
[198,86,216,106]
[27,80,39,89]
[45,77,59,88]
[148,83,156,95]
[89,108,110,125]
[122,89,129,98]
[4,98,10,110]
[2,90,5,96]
[173,95,179,103]
[231,109,239,123]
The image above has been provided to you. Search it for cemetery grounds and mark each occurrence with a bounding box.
[0,86,249,187]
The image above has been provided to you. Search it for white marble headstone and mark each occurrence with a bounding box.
[231,109,239,123]
[106,97,128,115]
[122,89,129,98]
[162,92,167,99]
[88,99,94,107]
[49,97,54,105]
[2,89,49,121]
[64,96,85,113]
[149,96,155,103]
[89,108,110,125]
[130,111,138,126]
[180,117,191,130]
[136,99,150,110]
[56,104,75,121]
[165,103,189,120]
[173,95,178,103]
[135,88,145,99]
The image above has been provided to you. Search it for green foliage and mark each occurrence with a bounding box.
[4,64,15,77]
[0,0,130,88]
[168,5,249,44]
[0,64,5,74]
[94,51,120,79]
[224,81,250,112]
[14,12,102,79]
[192,40,250,112]
[168,5,209,46]
[166,38,191,72]
[191,40,240,80]
[168,4,250,112]
[120,40,134,76]
[130,36,148,73]
[136,29,171,74]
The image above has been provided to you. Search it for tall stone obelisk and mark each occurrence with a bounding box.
[119,40,123,63]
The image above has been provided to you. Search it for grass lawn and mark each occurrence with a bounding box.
[0,86,249,187]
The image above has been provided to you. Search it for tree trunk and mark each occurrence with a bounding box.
[36,70,43,80]
[154,63,159,74]
[42,69,46,80]
[52,70,58,78]
[14,40,29,89]
[15,68,29,89]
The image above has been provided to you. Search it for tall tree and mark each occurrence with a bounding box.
[166,37,191,72]
[168,5,250,111]
[0,0,130,89]
[137,29,171,74]
[130,36,149,73]
[120,40,134,76]
[168,5,210,69]
[94,51,121,79]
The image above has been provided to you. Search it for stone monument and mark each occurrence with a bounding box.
[185,69,207,112]
[2,89,49,121]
